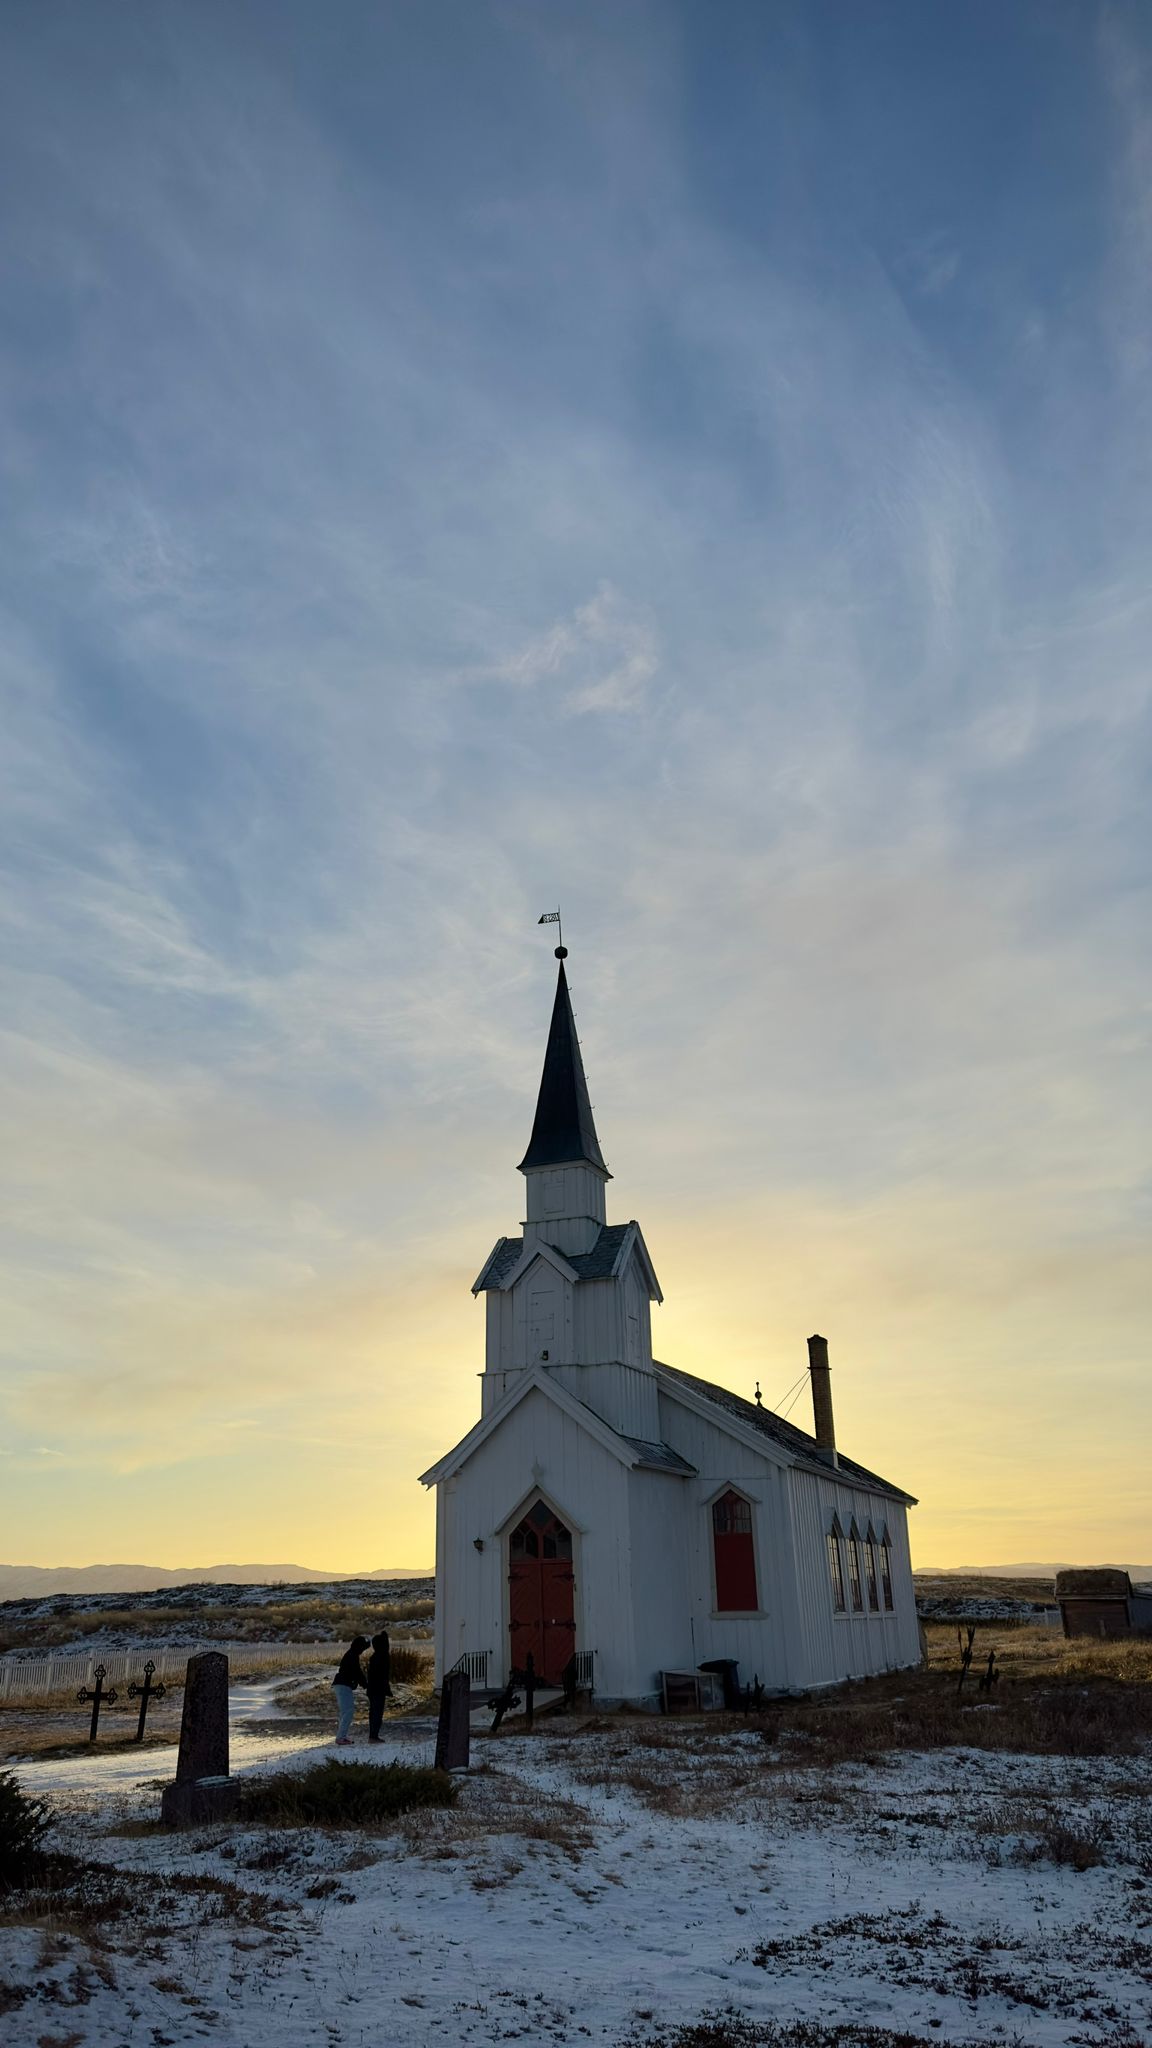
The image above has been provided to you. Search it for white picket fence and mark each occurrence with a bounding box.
[0,1639,344,1702]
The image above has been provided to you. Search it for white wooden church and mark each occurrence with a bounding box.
[421,947,921,1705]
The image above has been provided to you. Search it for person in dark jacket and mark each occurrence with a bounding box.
[331,1636,368,1744]
[365,1630,393,1742]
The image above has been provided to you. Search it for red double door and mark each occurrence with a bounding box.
[508,1501,575,1684]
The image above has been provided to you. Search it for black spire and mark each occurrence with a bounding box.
[518,956,609,1175]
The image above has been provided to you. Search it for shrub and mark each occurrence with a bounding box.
[1011,1815,1109,1871]
[241,1760,456,1828]
[388,1643,430,1685]
[620,2015,984,2047]
[0,1770,53,1884]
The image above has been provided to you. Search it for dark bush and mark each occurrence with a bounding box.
[620,2013,984,2047]
[241,1759,456,1828]
[0,1770,53,1884]
[387,1643,431,1685]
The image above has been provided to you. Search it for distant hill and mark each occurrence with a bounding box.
[0,1563,433,1599]
[915,1563,1152,1581]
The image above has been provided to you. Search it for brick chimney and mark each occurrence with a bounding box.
[807,1333,838,1466]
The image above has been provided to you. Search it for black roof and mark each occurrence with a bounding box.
[472,1237,523,1291]
[518,961,608,1174]
[568,1222,632,1278]
[655,1360,916,1502]
[473,1222,634,1293]
[621,1436,697,1475]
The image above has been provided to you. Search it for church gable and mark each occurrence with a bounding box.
[418,1363,652,1489]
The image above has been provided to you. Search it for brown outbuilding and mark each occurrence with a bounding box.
[1055,1567,1138,1638]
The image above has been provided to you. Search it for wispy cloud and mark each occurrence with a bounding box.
[0,2,1149,1567]
[483,584,658,712]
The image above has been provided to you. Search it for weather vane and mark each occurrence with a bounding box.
[538,907,566,959]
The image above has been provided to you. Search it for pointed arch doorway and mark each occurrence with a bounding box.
[508,1499,575,1684]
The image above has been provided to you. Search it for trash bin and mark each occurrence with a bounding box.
[698,1658,741,1710]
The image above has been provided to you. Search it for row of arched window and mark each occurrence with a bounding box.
[827,1516,893,1614]
[708,1490,897,1620]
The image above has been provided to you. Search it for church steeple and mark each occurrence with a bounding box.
[518,949,609,1256]
[519,955,609,1176]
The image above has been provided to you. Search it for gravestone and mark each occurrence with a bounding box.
[160,1651,239,1826]
[433,1668,471,1773]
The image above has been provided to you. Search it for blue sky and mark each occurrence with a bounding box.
[1,2,1149,1570]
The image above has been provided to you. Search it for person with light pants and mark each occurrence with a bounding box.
[331,1636,368,1744]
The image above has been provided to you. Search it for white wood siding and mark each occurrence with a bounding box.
[440,1368,921,1700]
[785,1468,921,1686]
[549,1361,660,1439]
[572,1276,624,1366]
[522,1161,606,1254]
[435,1386,638,1694]
[652,1388,800,1689]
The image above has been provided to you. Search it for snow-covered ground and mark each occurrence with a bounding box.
[3,1705,1151,2048]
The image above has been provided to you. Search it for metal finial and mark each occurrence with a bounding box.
[754,1381,763,1407]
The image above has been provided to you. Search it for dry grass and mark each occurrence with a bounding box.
[531,1619,1152,1814]
[563,1721,775,1817]
[748,1620,1152,1766]
[0,1594,435,1652]
[0,1852,292,1943]
[271,1652,435,1726]
[401,1762,596,1863]
[924,1619,1152,1684]
[0,1701,185,1761]
[974,1786,1152,1871]
[766,1681,1152,1764]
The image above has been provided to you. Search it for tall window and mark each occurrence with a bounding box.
[712,1490,758,1611]
[826,1524,846,1612]
[880,1529,894,1611]
[847,1524,864,1611]
[864,1526,880,1611]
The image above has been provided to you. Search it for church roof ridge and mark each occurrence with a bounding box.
[518,958,609,1175]
[653,1360,917,1503]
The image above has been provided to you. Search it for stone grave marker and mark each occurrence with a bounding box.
[434,1667,471,1773]
[160,1650,239,1826]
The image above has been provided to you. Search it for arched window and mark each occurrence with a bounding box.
[510,1499,572,1560]
[864,1525,880,1611]
[826,1517,846,1612]
[880,1526,894,1610]
[846,1522,864,1611]
[712,1490,758,1612]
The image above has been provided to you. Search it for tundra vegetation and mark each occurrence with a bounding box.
[1,1606,1150,2046]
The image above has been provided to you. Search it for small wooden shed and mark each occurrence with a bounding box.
[1055,1567,1134,1638]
